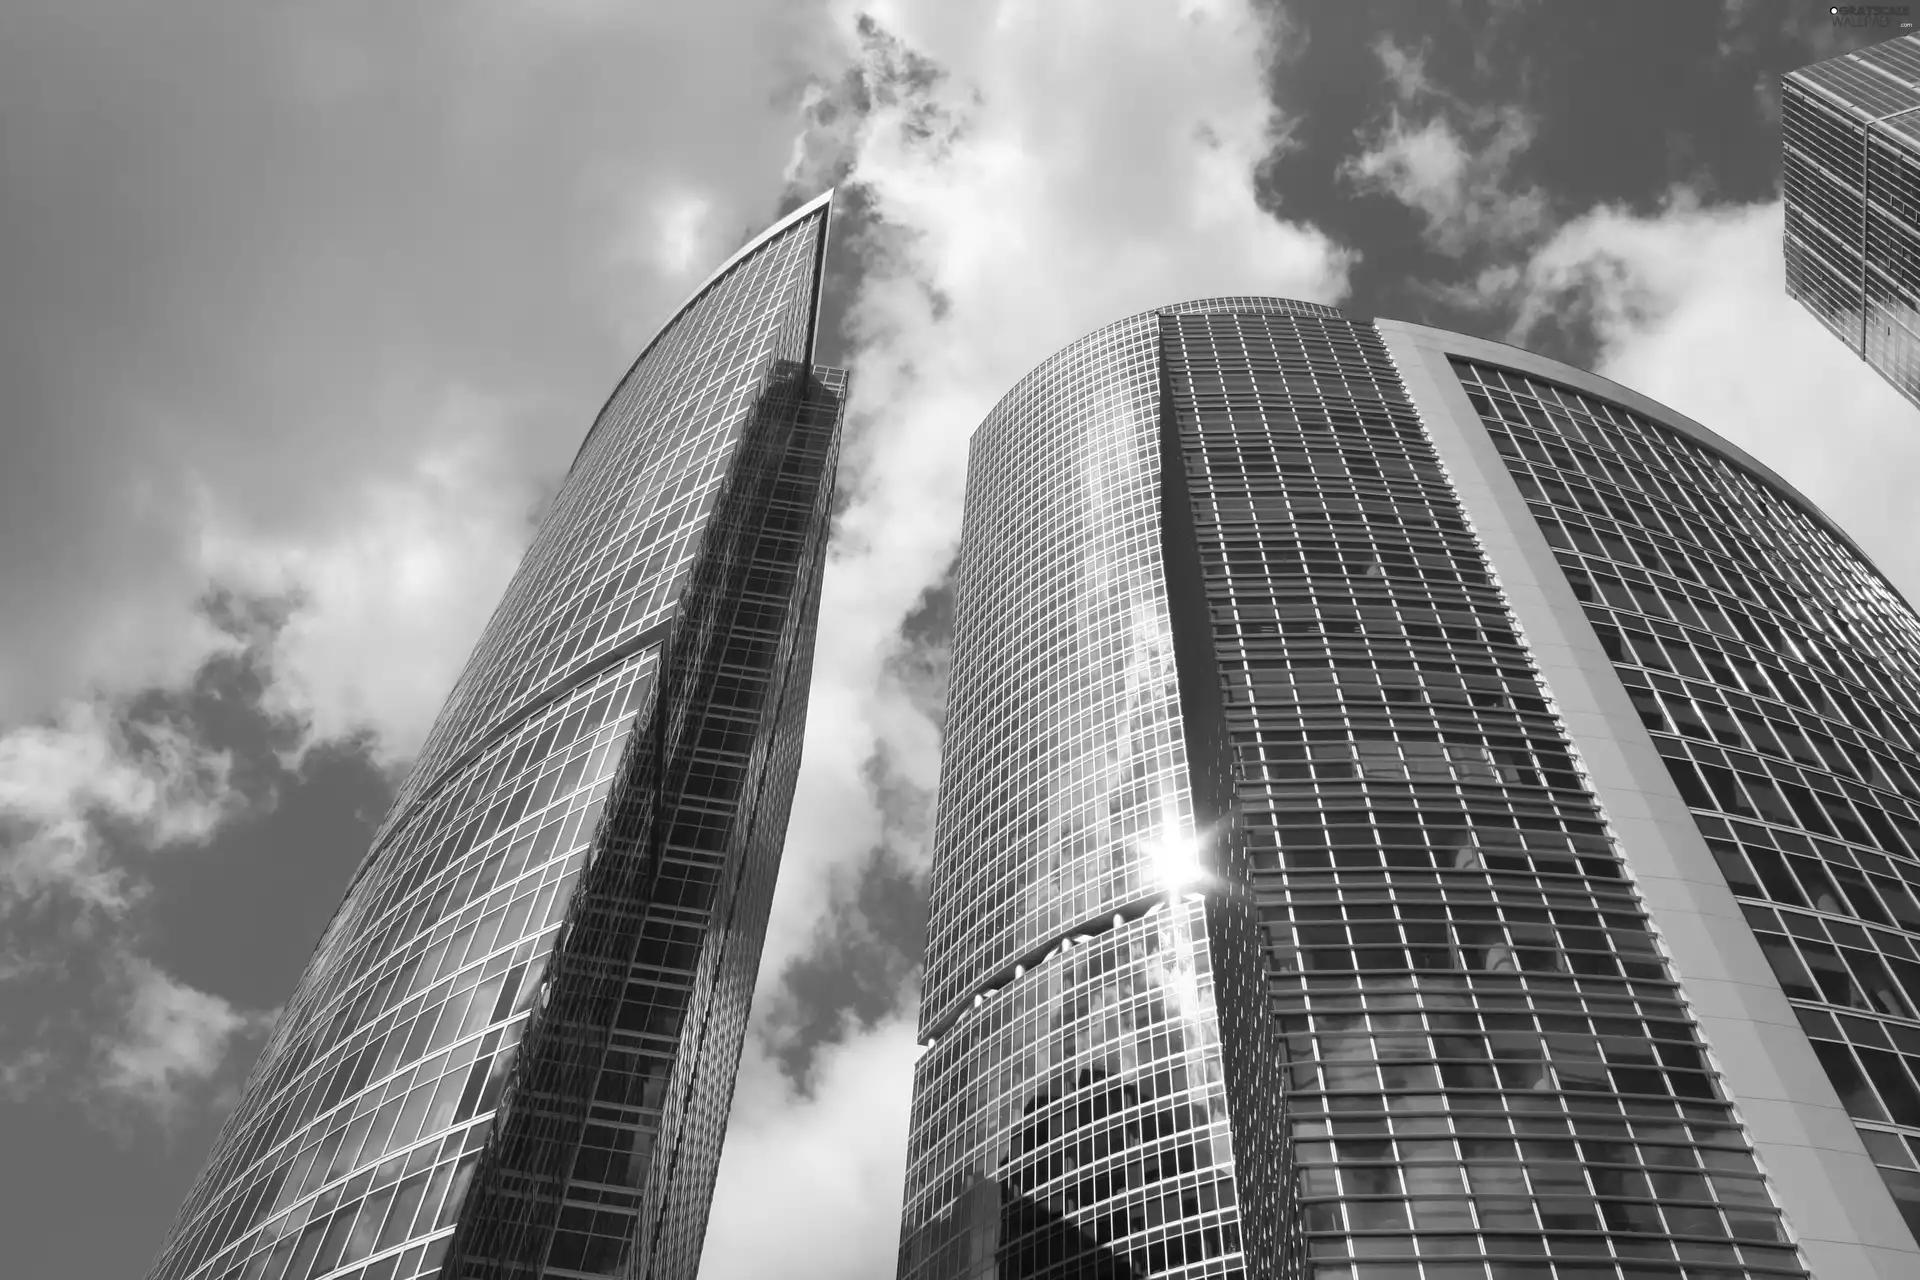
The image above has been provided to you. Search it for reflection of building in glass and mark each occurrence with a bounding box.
[144,193,845,1280]
[901,299,1920,1279]
[999,1066,1217,1279]
[1784,32,1920,409]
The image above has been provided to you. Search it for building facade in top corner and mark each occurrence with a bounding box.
[145,192,847,1280]
[1784,30,1920,410]
[898,297,1920,1280]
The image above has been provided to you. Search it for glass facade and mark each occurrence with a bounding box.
[1166,311,1800,1279]
[1784,32,1920,409]
[903,296,1920,1278]
[899,300,1318,1280]
[1452,355,1920,1245]
[145,194,845,1280]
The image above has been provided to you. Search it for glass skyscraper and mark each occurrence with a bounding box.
[1784,31,1920,408]
[145,193,846,1280]
[899,299,1920,1279]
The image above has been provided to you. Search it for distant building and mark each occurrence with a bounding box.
[1784,32,1920,408]
[146,193,845,1280]
[898,299,1920,1279]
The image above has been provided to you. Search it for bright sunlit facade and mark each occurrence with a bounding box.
[900,299,1920,1279]
[145,193,845,1280]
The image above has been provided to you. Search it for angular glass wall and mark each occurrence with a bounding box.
[1785,33,1920,409]
[1454,354,1920,1245]
[1160,310,1802,1280]
[145,194,843,1280]
[897,301,1313,1280]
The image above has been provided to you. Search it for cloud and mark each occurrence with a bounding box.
[1375,31,1437,101]
[198,391,537,769]
[0,692,272,1124]
[94,957,276,1129]
[700,1015,922,1280]
[0,700,239,919]
[1342,36,1548,256]
[1492,192,1920,602]
[1717,0,1764,61]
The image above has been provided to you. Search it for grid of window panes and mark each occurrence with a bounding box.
[901,902,1258,1279]
[1793,34,1920,121]
[447,365,844,1280]
[902,298,1337,1280]
[1785,35,1920,409]
[147,208,837,1280]
[1162,308,1804,1280]
[1783,74,1869,358]
[1452,354,1920,1246]
[630,368,842,1278]
[1863,112,1920,404]
[915,305,1186,1032]
[920,295,1344,1032]
[148,660,656,1280]
[377,203,830,845]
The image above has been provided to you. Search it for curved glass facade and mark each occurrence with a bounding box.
[146,195,844,1280]
[900,297,1915,1280]
[1452,354,1920,1244]
[900,300,1323,1280]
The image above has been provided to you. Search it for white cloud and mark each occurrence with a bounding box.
[0,697,270,1125]
[648,188,717,279]
[758,0,1352,982]
[95,956,274,1128]
[0,700,239,918]
[1342,37,1547,256]
[1375,33,1436,101]
[701,1015,921,1280]
[1497,193,1920,603]
[198,389,538,768]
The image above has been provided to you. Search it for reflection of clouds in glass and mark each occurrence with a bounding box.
[1026,496,1183,949]
[925,311,1194,1028]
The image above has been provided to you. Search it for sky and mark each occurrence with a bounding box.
[2,0,1918,1277]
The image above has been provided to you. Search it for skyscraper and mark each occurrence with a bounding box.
[1784,31,1920,409]
[899,298,1920,1280]
[146,193,845,1280]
